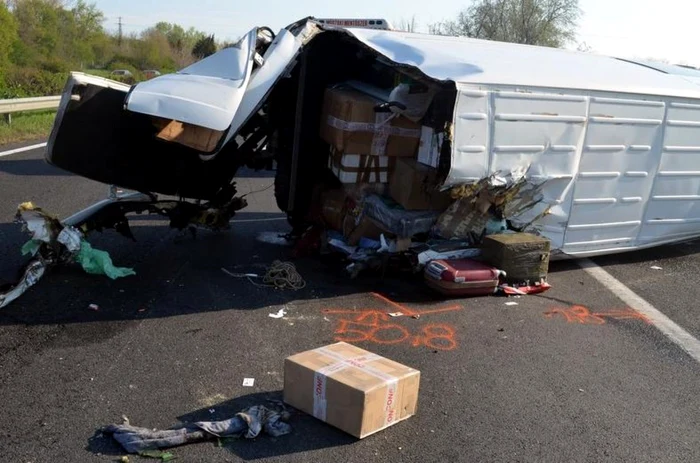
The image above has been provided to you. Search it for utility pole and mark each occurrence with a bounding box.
[118,16,123,47]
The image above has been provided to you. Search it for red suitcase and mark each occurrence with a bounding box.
[424,259,502,297]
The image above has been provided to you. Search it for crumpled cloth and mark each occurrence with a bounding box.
[103,405,292,454]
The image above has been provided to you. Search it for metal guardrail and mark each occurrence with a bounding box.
[0,96,61,123]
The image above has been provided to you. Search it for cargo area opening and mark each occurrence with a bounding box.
[267,30,458,227]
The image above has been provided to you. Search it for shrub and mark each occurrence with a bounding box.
[0,67,68,98]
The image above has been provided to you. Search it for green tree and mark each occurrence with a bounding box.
[192,34,216,59]
[0,2,18,73]
[9,0,107,69]
[134,28,174,70]
[430,0,580,48]
[12,0,61,60]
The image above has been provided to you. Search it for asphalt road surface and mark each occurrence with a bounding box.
[1,140,700,462]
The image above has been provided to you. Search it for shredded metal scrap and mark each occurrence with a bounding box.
[0,203,136,309]
[0,259,47,309]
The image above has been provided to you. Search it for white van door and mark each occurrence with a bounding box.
[124,23,316,152]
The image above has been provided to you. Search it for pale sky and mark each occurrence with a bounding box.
[93,0,698,67]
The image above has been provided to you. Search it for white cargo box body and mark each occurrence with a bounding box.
[346,29,700,258]
[109,20,700,259]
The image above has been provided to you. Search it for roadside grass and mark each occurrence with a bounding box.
[0,111,57,145]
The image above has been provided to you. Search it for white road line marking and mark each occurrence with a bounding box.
[0,142,47,158]
[579,258,700,363]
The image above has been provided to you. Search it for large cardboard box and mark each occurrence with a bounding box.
[152,117,224,153]
[284,342,420,439]
[320,88,421,157]
[482,233,551,283]
[329,149,396,184]
[320,189,348,231]
[389,158,452,211]
[345,215,386,245]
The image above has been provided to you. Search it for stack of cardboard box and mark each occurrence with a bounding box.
[319,86,452,243]
[321,87,421,182]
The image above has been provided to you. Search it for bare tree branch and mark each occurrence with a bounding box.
[430,0,579,47]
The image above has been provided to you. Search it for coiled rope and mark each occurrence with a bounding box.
[222,260,305,290]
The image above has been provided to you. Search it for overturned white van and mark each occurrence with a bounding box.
[44,17,700,261]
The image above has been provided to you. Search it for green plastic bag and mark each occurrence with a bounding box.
[75,240,136,279]
[21,239,41,256]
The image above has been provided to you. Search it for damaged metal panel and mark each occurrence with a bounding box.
[342,29,700,99]
[125,29,258,131]
[125,23,319,158]
[446,86,588,251]
[220,23,320,149]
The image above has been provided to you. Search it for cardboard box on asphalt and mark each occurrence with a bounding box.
[152,116,224,153]
[482,233,551,283]
[284,342,420,439]
[320,88,421,157]
[389,158,453,211]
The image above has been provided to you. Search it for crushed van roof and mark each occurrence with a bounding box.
[344,28,700,100]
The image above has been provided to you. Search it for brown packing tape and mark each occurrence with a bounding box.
[358,155,397,184]
[330,149,396,184]
[312,347,400,428]
[326,115,421,138]
[320,88,420,157]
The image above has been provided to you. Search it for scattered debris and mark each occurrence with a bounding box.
[1,202,138,309]
[256,232,292,246]
[138,450,175,461]
[268,308,287,319]
[104,404,291,454]
[57,226,82,252]
[21,239,41,256]
[242,378,255,387]
[221,268,259,279]
[76,240,136,279]
[500,281,551,296]
[223,261,305,290]
[89,303,100,311]
[0,259,46,309]
[209,409,215,414]
[416,247,481,266]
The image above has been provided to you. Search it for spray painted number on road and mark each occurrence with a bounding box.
[544,305,650,325]
[323,293,461,351]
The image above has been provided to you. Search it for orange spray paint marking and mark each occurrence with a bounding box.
[323,293,462,350]
[545,305,651,325]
